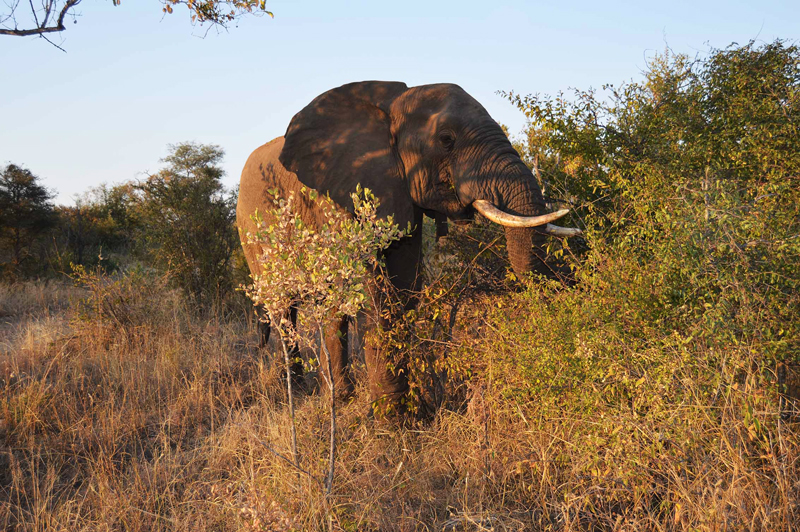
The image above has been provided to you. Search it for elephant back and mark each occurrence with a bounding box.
[237,137,342,279]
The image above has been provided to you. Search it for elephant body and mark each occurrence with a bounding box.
[237,81,577,410]
[238,137,332,270]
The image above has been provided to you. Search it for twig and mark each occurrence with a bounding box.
[272,311,299,468]
[252,436,317,481]
[318,321,336,496]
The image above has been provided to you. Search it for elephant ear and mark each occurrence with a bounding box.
[279,81,414,230]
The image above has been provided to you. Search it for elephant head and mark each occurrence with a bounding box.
[278,81,579,278]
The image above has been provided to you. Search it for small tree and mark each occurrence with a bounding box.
[0,163,56,273]
[244,186,406,494]
[137,142,238,306]
[79,182,141,252]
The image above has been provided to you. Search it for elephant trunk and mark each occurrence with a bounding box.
[456,132,580,278]
[505,226,548,277]
[482,173,573,278]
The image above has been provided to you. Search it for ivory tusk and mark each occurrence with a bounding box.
[473,199,568,228]
[544,224,583,237]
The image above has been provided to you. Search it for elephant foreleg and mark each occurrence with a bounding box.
[365,210,424,414]
[257,312,271,349]
[319,315,353,399]
[435,212,449,240]
[365,296,410,414]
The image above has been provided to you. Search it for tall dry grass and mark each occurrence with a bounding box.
[0,281,82,319]
[0,281,84,356]
[1,264,797,531]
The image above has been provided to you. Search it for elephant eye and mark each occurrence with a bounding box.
[438,131,456,151]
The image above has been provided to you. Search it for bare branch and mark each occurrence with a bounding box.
[28,0,40,29]
[42,0,54,28]
[39,28,67,52]
[0,0,79,37]
[0,0,271,40]
[318,321,337,496]
[272,310,300,469]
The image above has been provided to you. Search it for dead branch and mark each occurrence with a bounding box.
[0,0,81,37]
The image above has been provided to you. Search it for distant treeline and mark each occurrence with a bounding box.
[0,142,243,307]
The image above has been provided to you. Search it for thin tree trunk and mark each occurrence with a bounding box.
[76,208,85,265]
[318,321,336,496]
[273,312,299,467]
[12,227,22,268]
[703,165,711,225]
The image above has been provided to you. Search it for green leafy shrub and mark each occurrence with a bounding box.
[243,185,407,493]
[502,39,798,367]
[136,142,238,307]
[461,39,800,528]
[244,186,406,331]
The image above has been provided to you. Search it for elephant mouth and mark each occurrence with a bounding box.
[472,200,583,237]
[433,177,472,220]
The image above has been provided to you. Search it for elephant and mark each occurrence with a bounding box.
[236,81,580,411]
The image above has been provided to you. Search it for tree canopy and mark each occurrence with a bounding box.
[0,0,272,41]
[0,163,56,272]
[135,142,238,305]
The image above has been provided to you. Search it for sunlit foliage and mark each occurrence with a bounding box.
[136,142,238,306]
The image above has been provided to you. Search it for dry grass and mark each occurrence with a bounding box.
[0,276,797,531]
[0,281,84,356]
[0,280,82,320]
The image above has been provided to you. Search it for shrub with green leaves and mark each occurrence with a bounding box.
[136,142,238,307]
[465,39,800,528]
[244,186,406,336]
[243,185,406,493]
[503,39,799,364]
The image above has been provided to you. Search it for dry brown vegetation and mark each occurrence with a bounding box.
[0,265,797,531]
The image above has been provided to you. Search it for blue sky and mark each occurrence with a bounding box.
[1,0,797,204]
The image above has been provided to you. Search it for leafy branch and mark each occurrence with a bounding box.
[243,186,407,495]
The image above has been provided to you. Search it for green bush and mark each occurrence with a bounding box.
[464,39,800,526]
[502,39,799,367]
[0,164,56,278]
[136,142,238,308]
